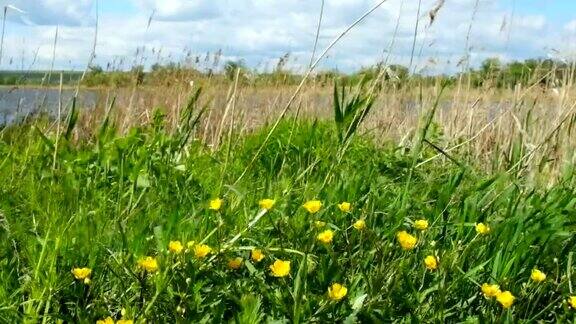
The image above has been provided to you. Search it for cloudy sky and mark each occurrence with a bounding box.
[0,0,575,74]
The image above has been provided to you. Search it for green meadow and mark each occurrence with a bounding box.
[1,82,576,323]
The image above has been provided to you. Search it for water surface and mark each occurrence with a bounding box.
[0,87,98,125]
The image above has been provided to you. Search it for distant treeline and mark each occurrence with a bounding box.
[0,57,572,88]
[0,71,83,86]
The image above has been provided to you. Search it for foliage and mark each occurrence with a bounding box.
[0,89,576,323]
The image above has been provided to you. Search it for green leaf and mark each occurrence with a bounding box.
[350,293,368,311]
[292,253,307,324]
[137,173,151,188]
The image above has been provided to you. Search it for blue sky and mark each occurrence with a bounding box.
[0,0,575,74]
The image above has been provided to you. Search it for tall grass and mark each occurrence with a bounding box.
[1,78,576,321]
[1,2,576,321]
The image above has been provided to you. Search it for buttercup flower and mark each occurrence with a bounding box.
[259,199,276,210]
[530,268,546,283]
[71,267,92,283]
[353,219,366,230]
[496,291,515,309]
[396,231,417,250]
[569,296,576,309]
[194,244,212,259]
[481,283,501,298]
[414,219,429,231]
[96,317,114,324]
[169,240,184,254]
[317,229,334,244]
[303,200,322,214]
[138,256,159,273]
[228,257,243,270]
[424,255,438,270]
[269,260,291,277]
[337,202,351,212]
[251,249,265,262]
[475,223,491,235]
[209,198,223,211]
[328,283,348,301]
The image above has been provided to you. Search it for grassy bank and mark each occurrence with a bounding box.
[1,86,576,323]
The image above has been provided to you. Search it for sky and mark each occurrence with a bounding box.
[0,0,575,74]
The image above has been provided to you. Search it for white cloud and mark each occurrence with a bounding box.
[135,0,221,21]
[0,0,94,26]
[565,20,576,33]
[0,0,569,74]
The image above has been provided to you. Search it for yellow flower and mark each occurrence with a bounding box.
[424,255,438,270]
[475,223,491,235]
[568,296,576,309]
[259,199,276,210]
[481,283,501,298]
[303,200,322,214]
[496,291,515,309]
[353,219,366,230]
[117,320,134,324]
[71,267,92,281]
[396,231,417,250]
[337,202,351,212]
[194,244,212,259]
[168,240,184,254]
[228,257,243,270]
[209,198,223,211]
[314,220,326,228]
[269,260,291,277]
[317,229,334,244]
[96,317,114,324]
[251,249,265,262]
[414,219,429,231]
[328,283,348,301]
[138,256,159,273]
[530,268,546,283]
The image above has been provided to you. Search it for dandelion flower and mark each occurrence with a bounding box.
[424,255,438,270]
[269,260,291,277]
[71,267,92,282]
[209,198,223,211]
[303,200,322,214]
[328,283,348,301]
[168,240,184,254]
[251,249,265,262]
[228,257,243,270]
[475,223,491,235]
[259,199,276,210]
[569,296,576,309]
[337,202,351,212]
[530,268,546,283]
[353,219,366,230]
[317,229,334,244]
[96,317,114,324]
[481,283,501,298]
[314,220,326,228]
[396,231,417,250]
[138,257,159,273]
[414,219,429,231]
[496,291,515,309]
[194,244,212,259]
